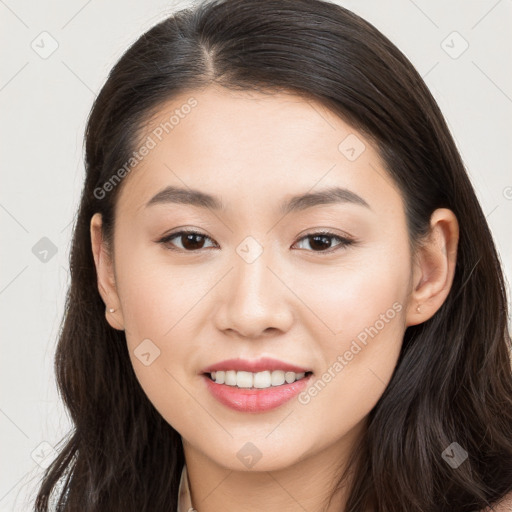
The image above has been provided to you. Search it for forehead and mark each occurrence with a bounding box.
[115,85,403,218]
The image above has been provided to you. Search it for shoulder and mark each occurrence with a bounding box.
[481,490,512,511]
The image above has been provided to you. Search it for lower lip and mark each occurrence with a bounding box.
[202,373,313,413]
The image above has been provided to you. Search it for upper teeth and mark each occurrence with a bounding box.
[210,370,307,388]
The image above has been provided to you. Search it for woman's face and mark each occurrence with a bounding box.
[93,85,421,472]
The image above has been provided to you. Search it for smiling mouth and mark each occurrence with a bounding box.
[204,370,313,389]
[202,370,314,413]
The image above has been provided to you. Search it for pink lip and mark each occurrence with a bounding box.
[202,373,313,413]
[200,357,311,374]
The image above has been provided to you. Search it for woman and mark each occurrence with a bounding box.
[34,0,512,510]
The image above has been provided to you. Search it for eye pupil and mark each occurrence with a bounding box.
[182,233,205,250]
[309,235,332,251]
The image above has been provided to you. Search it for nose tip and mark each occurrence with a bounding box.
[213,253,294,339]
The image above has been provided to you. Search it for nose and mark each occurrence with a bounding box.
[213,248,294,339]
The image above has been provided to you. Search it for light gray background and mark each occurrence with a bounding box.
[1,0,511,509]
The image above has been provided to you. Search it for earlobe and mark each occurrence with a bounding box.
[405,208,459,327]
[90,213,125,331]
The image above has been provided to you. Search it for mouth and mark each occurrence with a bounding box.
[201,370,314,413]
[203,370,314,389]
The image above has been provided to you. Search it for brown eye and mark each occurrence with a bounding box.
[158,229,354,254]
[293,231,354,253]
[159,230,217,251]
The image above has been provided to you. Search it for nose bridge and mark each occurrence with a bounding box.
[232,234,276,310]
[234,235,270,299]
[215,234,293,337]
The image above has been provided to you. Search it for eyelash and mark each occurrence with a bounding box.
[157,229,355,255]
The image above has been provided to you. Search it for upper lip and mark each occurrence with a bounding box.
[201,357,312,374]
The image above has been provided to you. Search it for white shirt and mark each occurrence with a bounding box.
[177,464,193,512]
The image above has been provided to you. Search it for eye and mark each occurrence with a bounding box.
[157,229,354,253]
[158,230,218,251]
[293,230,354,254]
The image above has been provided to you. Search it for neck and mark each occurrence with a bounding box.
[182,419,367,512]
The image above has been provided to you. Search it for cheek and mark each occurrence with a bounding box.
[114,235,209,340]
[291,243,410,340]
[292,243,409,420]
[111,238,205,412]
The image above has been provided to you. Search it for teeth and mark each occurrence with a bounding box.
[209,370,307,388]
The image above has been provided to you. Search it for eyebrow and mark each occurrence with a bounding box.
[145,185,371,214]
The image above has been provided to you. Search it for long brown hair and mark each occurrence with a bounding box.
[35,0,512,510]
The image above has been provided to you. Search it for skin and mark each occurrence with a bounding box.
[90,84,459,512]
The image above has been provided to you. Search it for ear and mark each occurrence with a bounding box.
[90,213,125,331]
[405,208,459,327]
